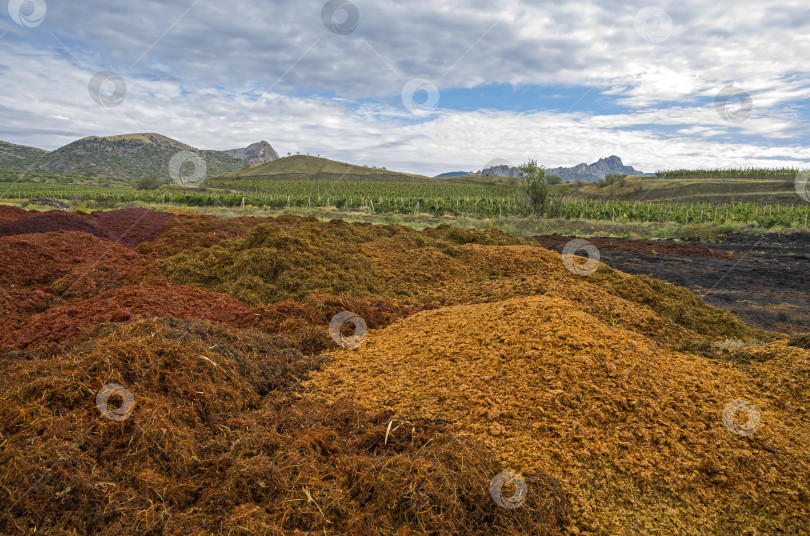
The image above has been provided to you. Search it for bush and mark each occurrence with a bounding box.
[519,160,550,215]
[87,197,118,209]
[597,174,627,188]
[554,183,571,197]
[133,174,166,190]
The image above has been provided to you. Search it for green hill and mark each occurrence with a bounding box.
[0,140,47,171]
[217,155,523,185]
[218,155,434,182]
[32,133,244,181]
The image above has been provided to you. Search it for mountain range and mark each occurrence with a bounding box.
[544,156,651,182]
[437,156,651,182]
[0,134,279,182]
[2,133,649,185]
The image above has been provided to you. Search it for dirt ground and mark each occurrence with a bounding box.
[533,233,810,334]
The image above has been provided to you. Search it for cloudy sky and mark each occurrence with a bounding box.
[1,0,809,175]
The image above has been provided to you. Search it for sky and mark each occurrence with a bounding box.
[1,0,809,176]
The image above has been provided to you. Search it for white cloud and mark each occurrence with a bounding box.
[0,0,809,175]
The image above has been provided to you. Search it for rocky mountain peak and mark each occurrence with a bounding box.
[223,141,279,167]
[593,155,624,171]
[474,155,648,182]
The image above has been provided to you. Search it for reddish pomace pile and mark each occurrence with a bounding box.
[0,280,255,354]
[135,212,277,257]
[245,293,435,354]
[0,206,175,246]
[1,205,808,536]
[0,209,432,357]
[0,317,564,535]
[0,205,48,225]
[305,295,810,535]
[0,231,156,297]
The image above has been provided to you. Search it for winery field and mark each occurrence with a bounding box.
[570,173,806,206]
[3,179,810,230]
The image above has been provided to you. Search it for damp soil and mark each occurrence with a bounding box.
[533,233,810,334]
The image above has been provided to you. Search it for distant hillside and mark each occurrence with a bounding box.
[31,134,245,181]
[217,155,439,183]
[215,155,529,186]
[477,156,651,182]
[1,134,280,182]
[0,140,47,171]
[567,175,801,205]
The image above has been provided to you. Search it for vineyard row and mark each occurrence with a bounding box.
[2,182,810,228]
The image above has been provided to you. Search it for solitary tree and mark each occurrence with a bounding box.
[519,160,550,215]
[134,173,163,190]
